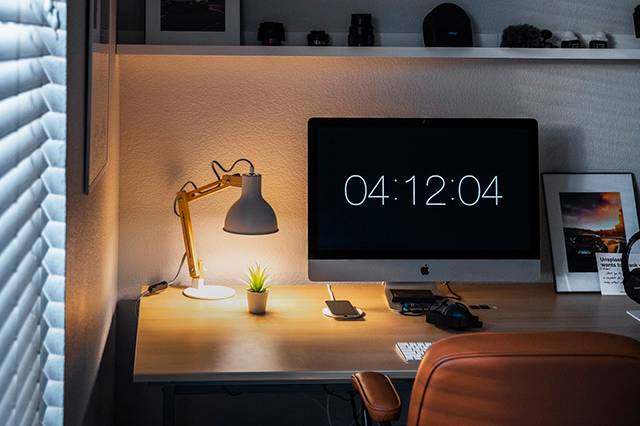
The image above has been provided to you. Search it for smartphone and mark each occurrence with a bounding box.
[325,300,361,319]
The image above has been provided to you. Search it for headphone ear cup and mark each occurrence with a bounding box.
[622,231,640,304]
[624,268,640,304]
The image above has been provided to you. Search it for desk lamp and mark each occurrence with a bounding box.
[174,159,278,299]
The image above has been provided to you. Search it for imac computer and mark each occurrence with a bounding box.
[308,118,540,306]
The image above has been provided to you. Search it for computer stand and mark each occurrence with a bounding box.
[384,282,445,311]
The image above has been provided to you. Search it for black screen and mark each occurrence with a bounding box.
[308,118,539,260]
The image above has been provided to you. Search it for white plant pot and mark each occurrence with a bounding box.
[247,290,269,314]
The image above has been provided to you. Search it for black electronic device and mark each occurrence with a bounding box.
[634,6,640,38]
[258,22,286,46]
[348,14,375,46]
[308,30,331,46]
[423,3,473,47]
[390,289,439,304]
[325,300,362,319]
[426,301,482,331]
[501,24,544,48]
[308,118,541,285]
[622,231,640,304]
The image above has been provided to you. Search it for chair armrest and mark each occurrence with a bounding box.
[352,372,402,423]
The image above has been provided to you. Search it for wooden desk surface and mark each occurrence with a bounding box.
[134,283,640,383]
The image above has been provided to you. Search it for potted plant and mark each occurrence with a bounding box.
[244,264,271,314]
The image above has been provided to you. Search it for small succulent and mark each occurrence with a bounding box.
[244,264,271,293]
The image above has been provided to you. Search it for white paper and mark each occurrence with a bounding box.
[596,253,640,295]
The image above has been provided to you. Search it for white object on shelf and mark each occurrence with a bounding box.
[396,341,432,362]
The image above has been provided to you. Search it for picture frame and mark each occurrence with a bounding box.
[543,173,639,293]
[84,0,113,194]
[146,0,240,45]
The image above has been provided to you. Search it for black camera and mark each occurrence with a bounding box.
[307,30,331,46]
[258,22,285,46]
[348,14,374,47]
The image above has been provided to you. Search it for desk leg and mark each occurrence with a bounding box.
[163,385,176,426]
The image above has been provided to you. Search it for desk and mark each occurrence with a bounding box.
[135,283,640,424]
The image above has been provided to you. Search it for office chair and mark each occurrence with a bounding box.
[352,331,640,426]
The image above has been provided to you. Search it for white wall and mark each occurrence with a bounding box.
[117,56,640,299]
[65,0,119,424]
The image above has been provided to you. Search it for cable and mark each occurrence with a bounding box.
[443,281,462,300]
[167,253,187,285]
[210,158,255,181]
[173,181,198,217]
[326,394,334,426]
[327,284,336,301]
[136,253,188,317]
[221,386,242,397]
[322,385,351,402]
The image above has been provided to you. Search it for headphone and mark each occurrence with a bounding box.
[426,301,483,331]
[622,231,640,304]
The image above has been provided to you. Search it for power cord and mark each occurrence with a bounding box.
[210,158,255,180]
[173,159,255,216]
[173,181,198,217]
[399,298,449,316]
[136,253,187,316]
[442,281,462,300]
[322,385,351,402]
[322,386,363,426]
[141,253,187,297]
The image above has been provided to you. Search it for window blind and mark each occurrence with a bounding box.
[0,0,66,425]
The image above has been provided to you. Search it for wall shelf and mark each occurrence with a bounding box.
[117,44,640,61]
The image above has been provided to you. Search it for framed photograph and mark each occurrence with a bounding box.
[85,0,113,193]
[146,0,240,45]
[543,173,639,292]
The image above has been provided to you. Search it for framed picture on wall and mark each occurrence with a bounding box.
[85,0,112,193]
[543,173,639,293]
[146,0,240,45]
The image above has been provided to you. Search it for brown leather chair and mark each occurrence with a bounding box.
[352,331,640,426]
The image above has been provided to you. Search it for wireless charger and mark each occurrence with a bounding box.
[322,306,365,319]
[323,284,365,319]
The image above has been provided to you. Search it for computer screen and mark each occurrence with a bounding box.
[308,118,540,283]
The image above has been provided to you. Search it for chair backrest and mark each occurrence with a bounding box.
[407,331,640,426]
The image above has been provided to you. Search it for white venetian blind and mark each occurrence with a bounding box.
[0,0,66,425]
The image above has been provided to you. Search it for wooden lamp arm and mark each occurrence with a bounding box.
[175,174,243,279]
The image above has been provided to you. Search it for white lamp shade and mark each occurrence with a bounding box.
[223,174,278,235]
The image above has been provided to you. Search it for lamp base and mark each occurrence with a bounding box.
[183,285,236,300]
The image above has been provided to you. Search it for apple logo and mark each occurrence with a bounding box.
[420,264,430,276]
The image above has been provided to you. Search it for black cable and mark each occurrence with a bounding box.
[221,386,243,397]
[173,181,198,217]
[322,385,351,402]
[167,253,187,285]
[348,391,361,426]
[443,281,462,300]
[210,158,255,181]
[135,253,188,318]
[399,296,452,316]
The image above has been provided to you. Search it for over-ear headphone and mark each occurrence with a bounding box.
[426,301,483,331]
[622,231,640,304]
